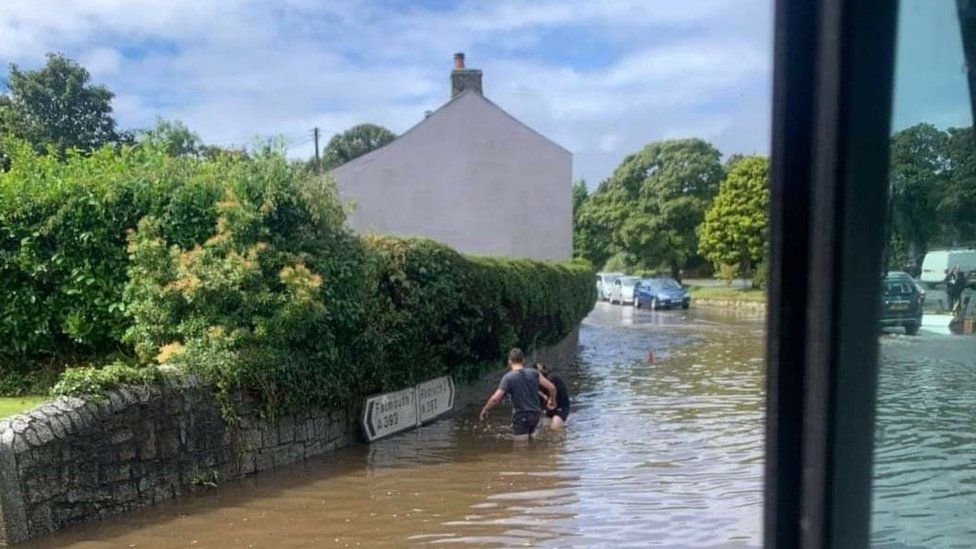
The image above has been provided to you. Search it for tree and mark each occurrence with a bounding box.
[573,181,619,269]
[886,123,948,267]
[572,179,588,218]
[135,118,204,157]
[0,53,122,156]
[609,139,724,280]
[321,123,395,170]
[941,126,976,245]
[698,156,770,279]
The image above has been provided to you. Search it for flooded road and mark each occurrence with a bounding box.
[29,302,975,547]
[872,333,976,547]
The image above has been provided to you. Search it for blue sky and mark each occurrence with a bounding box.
[0,0,970,185]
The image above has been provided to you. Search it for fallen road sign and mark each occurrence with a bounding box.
[416,376,455,424]
[362,387,418,442]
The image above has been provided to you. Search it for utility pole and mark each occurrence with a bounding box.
[313,127,321,173]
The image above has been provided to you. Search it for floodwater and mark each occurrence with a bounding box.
[30,302,976,548]
[872,333,976,547]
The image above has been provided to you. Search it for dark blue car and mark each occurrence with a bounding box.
[634,278,690,310]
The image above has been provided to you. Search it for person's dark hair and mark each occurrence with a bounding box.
[508,348,524,364]
[537,362,550,376]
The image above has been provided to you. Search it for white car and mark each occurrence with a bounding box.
[596,272,624,301]
[609,276,639,305]
[919,248,976,287]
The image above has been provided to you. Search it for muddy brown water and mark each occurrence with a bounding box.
[29,303,975,547]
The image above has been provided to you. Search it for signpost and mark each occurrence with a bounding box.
[416,376,455,424]
[361,387,418,442]
[361,376,456,442]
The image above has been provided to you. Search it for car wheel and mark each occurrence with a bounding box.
[651,298,659,310]
[682,302,690,310]
[634,297,641,309]
[904,322,919,336]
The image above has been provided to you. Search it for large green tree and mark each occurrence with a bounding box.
[0,53,123,157]
[135,118,203,157]
[610,139,724,280]
[886,123,948,267]
[572,179,588,218]
[941,126,976,245]
[321,123,395,170]
[698,156,770,277]
[573,180,619,269]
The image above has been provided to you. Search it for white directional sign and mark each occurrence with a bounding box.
[416,376,455,424]
[362,387,418,442]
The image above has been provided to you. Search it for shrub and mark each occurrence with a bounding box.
[122,154,382,414]
[51,362,166,396]
[0,140,224,366]
[716,263,741,285]
[752,257,768,290]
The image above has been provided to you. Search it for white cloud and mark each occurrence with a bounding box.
[0,0,773,184]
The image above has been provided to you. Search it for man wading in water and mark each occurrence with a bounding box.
[479,348,558,440]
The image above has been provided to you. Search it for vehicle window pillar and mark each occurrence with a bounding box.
[766,1,898,547]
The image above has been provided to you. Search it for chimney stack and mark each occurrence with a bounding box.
[450,52,483,98]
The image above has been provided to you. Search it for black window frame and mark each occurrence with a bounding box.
[765,0,898,547]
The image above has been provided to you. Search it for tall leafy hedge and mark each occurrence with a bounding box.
[365,236,594,389]
[1,141,596,412]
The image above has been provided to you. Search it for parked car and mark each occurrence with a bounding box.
[634,277,691,310]
[886,271,925,305]
[880,273,924,335]
[919,248,976,287]
[596,272,624,301]
[609,276,639,305]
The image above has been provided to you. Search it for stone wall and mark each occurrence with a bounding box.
[0,327,579,545]
[0,377,352,545]
[692,298,767,314]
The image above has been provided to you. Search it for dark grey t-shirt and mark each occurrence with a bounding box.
[499,368,543,415]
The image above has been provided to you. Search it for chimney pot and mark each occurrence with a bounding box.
[450,53,483,97]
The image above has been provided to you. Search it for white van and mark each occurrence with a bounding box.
[596,272,624,301]
[919,248,976,286]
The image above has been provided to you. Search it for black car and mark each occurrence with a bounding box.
[880,273,924,335]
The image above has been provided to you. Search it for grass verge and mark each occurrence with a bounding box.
[0,396,49,419]
[689,285,767,302]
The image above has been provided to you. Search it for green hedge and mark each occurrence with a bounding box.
[366,236,594,389]
[0,141,595,413]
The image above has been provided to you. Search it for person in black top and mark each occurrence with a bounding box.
[537,363,571,429]
[479,348,558,441]
[952,269,967,313]
[945,267,967,312]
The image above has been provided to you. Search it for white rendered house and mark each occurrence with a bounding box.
[331,53,572,261]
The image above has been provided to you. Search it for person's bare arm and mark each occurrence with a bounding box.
[538,376,557,409]
[480,389,506,421]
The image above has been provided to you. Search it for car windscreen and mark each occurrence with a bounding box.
[655,279,682,290]
[883,281,913,295]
